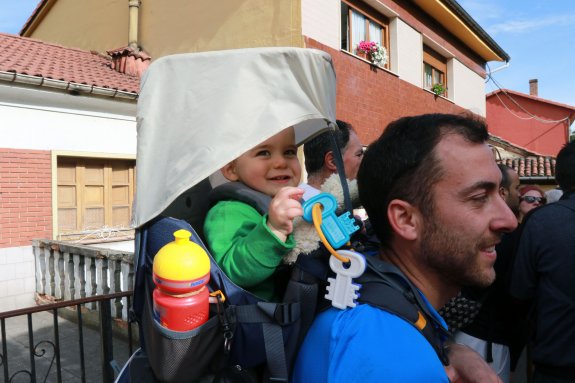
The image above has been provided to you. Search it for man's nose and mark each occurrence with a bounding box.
[492,196,518,233]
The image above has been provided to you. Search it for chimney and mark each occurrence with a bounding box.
[529,79,538,97]
[107,46,151,77]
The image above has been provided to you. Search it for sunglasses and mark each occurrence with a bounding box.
[521,196,546,204]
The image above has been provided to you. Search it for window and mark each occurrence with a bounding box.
[57,157,136,241]
[341,1,389,68]
[423,45,447,96]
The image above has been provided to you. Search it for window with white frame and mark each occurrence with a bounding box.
[341,1,389,68]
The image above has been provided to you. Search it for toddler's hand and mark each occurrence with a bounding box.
[267,187,304,242]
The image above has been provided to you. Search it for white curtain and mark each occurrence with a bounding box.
[352,10,365,52]
[369,22,382,45]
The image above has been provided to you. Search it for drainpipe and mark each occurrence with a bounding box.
[128,0,141,51]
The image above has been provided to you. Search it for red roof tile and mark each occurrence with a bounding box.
[0,33,140,94]
[500,156,556,179]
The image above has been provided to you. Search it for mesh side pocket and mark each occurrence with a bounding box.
[142,286,228,383]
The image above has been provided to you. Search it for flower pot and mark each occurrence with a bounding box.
[356,51,368,60]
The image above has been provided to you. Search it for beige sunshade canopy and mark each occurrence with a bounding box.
[132,47,337,228]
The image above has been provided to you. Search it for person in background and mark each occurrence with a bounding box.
[510,141,575,383]
[293,113,517,382]
[518,185,546,222]
[300,119,364,201]
[454,164,521,383]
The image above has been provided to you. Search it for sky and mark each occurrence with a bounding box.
[1,0,574,108]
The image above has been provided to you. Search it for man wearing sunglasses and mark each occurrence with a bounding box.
[510,141,575,383]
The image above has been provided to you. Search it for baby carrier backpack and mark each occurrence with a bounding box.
[116,182,450,383]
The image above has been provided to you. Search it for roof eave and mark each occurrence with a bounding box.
[0,70,139,100]
[411,0,510,63]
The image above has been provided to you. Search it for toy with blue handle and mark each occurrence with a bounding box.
[302,193,360,249]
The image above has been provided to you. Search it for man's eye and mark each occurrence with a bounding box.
[471,194,488,203]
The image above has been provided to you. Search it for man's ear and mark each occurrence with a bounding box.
[499,186,508,198]
[324,151,338,172]
[220,161,240,181]
[387,199,420,241]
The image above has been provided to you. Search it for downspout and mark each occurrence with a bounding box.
[128,0,141,51]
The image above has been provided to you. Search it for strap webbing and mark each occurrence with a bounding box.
[262,323,288,382]
[328,129,353,213]
[357,257,451,365]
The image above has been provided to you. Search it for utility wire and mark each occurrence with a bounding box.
[485,63,571,125]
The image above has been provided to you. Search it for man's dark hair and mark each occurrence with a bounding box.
[497,164,514,190]
[555,141,575,192]
[357,113,488,246]
[304,120,353,175]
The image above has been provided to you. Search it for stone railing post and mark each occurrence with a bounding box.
[32,240,134,320]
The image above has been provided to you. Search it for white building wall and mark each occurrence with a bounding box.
[0,84,137,311]
[0,85,136,153]
[451,58,486,116]
[392,18,422,87]
[301,0,340,50]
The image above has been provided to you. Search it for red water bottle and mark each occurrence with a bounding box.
[152,229,211,331]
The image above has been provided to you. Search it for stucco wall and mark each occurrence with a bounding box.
[301,0,340,50]
[27,0,304,58]
[139,0,304,58]
[393,18,423,88]
[26,0,127,56]
[0,86,136,153]
[487,94,570,156]
[451,58,486,116]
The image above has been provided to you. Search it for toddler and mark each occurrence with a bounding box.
[203,127,303,301]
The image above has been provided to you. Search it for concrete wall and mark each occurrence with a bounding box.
[0,246,36,311]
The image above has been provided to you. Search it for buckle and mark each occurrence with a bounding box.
[274,303,300,325]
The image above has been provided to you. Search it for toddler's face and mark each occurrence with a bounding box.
[224,128,301,197]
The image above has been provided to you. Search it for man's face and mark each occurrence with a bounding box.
[342,131,364,180]
[502,169,520,217]
[418,134,517,289]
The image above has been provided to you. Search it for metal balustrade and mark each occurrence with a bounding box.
[0,292,137,383]
[0,239,139,382]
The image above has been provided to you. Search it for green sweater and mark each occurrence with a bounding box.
[203,200,295,301]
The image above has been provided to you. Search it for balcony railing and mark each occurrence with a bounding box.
[32,239,135,321]
[0,291,137,382]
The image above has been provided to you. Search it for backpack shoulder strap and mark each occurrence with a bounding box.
[357,256,451,365]
[208,182,271,215]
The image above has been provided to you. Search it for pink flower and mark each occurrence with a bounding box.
[357,40,374,53]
